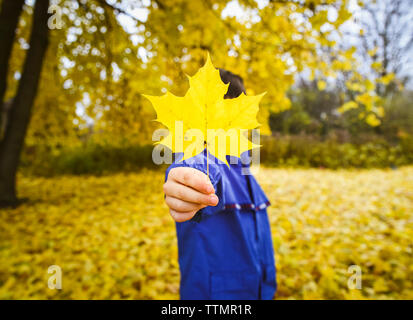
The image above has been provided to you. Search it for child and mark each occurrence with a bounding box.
[163,69,277,300]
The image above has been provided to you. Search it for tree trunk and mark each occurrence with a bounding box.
[0,0,25,134]
[0,0,50,207]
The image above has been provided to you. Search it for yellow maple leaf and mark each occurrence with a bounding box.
[143,52,264,166]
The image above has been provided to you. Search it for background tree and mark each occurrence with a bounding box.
[0,0,25,136]
[4,0,410,205]
[355,0,413,95]
[0,0,50,206]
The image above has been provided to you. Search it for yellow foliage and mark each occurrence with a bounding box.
[365,113,381,127]
[317,80,327,91]
[378,73,396,85]
[368,48,378,57]
[364,80,375,92]
[371,61,383,72]
[345,81,364,92]
[356,93,375,110]
[375,106,385,118]
[338,101,358,113]
[0,167,412,299]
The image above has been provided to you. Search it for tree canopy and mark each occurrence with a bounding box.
[4,0,392,149]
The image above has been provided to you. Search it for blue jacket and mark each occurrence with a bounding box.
[165,151,277,300]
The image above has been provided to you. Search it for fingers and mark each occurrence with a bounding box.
[163,181,219,206]
[169,209,198,223]
[165,196,205,212]
[168,167,214,194]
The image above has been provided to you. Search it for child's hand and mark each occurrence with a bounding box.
[163,167,219,222]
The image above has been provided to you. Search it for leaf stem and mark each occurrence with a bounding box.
[207,146,209,177]
[205,103,209,177]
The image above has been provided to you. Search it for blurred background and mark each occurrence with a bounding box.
[0,0,412,299]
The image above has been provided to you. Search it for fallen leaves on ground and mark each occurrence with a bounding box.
[0,167,412,299]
